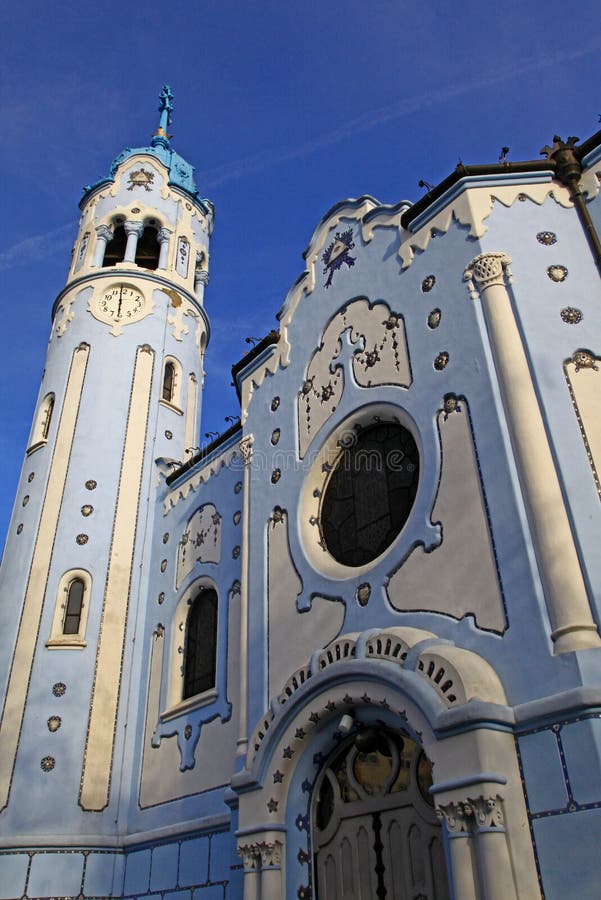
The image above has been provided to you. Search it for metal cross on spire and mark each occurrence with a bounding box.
[152,84,174,147]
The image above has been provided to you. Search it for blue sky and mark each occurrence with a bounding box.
[0,0,599,546]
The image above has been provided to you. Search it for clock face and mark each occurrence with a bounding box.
[90,284,148,334]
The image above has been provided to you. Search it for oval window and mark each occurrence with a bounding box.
[320,423,419,566]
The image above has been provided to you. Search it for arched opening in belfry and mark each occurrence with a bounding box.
[135,225,160,269]
[312,727,450,900]
[102,225,127,266]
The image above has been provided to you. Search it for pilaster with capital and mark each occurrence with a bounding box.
[437,794,517,900]
[465,251,601,654]
[93,224,114,267]
[238,843,261,900]
[123,220,144,263]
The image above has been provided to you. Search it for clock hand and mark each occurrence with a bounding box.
[117,285,123,318]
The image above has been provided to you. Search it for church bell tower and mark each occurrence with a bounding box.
[0,86,212,829]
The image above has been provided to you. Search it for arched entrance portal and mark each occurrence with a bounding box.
[313,727,450,900]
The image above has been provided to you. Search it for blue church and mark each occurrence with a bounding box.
[0,87,600,899]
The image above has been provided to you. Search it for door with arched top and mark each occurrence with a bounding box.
[313,729,450,900]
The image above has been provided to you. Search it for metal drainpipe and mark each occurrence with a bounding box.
[542,135,601,277]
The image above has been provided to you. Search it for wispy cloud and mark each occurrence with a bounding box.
[0,223,75,273]
[201,43,599,189]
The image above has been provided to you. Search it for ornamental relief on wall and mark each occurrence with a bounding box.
[298,298,411,458]
[176,503,222,588]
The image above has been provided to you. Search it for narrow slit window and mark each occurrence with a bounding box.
[63,578,85,635]
[40,394,54,440]
[162,361,175,402]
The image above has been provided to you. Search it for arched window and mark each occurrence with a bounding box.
[103,225,127,266]
[46,569,92,649]
[29,392,55,451]
[63,578,85,634]
[135,226,160,270]
[160,356,182,409]
[162,361,175,402]
[40,393,54,440]
[183,587,218,699]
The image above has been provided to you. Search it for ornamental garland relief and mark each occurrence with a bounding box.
[298,299,411,457]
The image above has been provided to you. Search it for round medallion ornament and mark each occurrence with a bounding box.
[40,756,55,772]
[443,393,460,416]
[52,682,66,697]
[271,397,280,412]
[233,511,241,525]
[547,265,568,283]
[537,231,557,246]
[271,429,281,445]
[572,350,598,371]
[271,469,281,484]
[434,352,449,371]
[16,523,23,535]
[560,307,582,324]
[158,592,165,605]
[234,481,242,494]
[22,495,29,506]
[28,472,35,482]
[131,207,141,214]
[47,716,62,733]
[76,534,88,545]
[81,505,93,517]
[421,275,436,293]
[163,532,169,544]
[165,430,173,440]
[427,309,441,329]
[357,583,371,606]
[184,724,193,740]
[232,545,241,559]
[85,480,97,491]
[160,559,167,573]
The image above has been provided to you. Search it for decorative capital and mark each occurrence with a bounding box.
[95,224,113,242]
[157,226,172,243]
[464,252,512,298]
[437,794,505,833]
[238,842,261,870]
[436,800,473,834]
[258,840,283,868]
[124,220,144,237]
[468,795,505,829]
[195,269,210,287]
[240,435,254,466]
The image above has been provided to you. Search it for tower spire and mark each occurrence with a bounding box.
[151,84,174,148]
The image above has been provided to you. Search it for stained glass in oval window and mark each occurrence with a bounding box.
[320,423,419,566]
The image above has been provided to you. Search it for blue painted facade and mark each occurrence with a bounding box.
[0,95,600,898]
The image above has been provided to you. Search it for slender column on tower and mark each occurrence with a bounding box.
[465,252,601,653]
[157,226,172,269]
[93,224,113,267]
[124,220,144,263]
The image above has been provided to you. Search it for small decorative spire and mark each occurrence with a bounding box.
[152,84,174,148]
